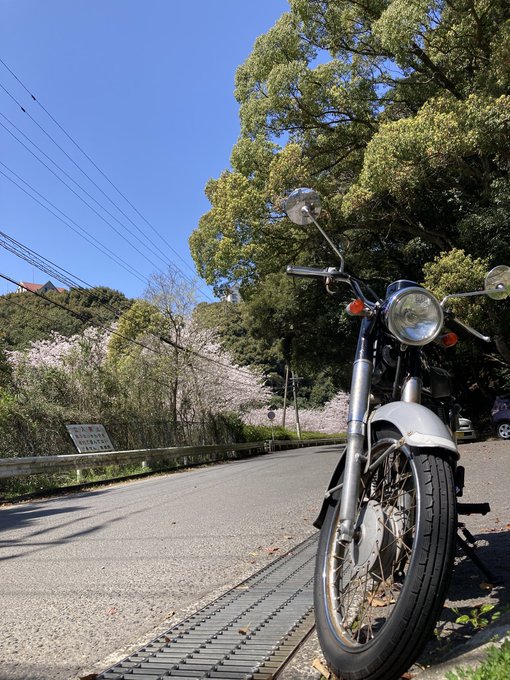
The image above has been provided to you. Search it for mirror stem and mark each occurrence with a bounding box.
[441,289,489,305]
[301,206,345,271]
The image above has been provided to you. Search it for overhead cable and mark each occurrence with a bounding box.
[0,162,150,285]
[1,273,260,387]
[0,117,167,275]
[0,59,215,302]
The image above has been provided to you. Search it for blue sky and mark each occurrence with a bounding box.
[0,1,289,301]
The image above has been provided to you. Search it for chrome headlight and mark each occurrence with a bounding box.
[385,287,443,346]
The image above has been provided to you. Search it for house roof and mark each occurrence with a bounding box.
[19,281,67,293]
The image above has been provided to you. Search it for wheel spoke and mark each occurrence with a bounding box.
[327,446,418,645]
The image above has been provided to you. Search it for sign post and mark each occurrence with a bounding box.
[267,409,276,446]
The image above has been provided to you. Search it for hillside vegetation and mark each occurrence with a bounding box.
[0,286,131,349]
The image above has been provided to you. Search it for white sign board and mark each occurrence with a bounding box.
[65,424,114,453]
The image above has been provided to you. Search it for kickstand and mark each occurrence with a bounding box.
[457,523,500,585]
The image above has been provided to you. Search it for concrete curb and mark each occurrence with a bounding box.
[278,615,510,680]
[414,613,510,679]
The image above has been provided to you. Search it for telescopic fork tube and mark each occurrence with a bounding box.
[338,317,374,544]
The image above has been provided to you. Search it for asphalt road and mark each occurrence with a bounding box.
[0,444,342,680]
[1,440,508,680]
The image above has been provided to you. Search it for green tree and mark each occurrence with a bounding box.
[423,249,510,413]
[190,0,510,395]
[0,286,132,349]
[107,299,167,361]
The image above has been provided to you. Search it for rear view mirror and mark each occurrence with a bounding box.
[484,265,510,300]
[284,188,322,226]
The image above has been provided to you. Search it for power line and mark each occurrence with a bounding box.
[0,117,167,276]
[0,57,200,274]
[0,230,237,376]
[0,58,215,302]
[0,229,127,320]
[4,296,258,399]
[0,111,174,269]
[0,228,256,379]
[0,162,150,285]
[0,107,212,298]
[2,296,203,397]
[1,273,261,387]
[0,230,94,290]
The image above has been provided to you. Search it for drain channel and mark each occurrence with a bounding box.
[98,533,318,679]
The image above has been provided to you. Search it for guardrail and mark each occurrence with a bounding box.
[0,438,346,479]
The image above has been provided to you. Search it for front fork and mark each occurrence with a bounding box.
[338,318,373,544]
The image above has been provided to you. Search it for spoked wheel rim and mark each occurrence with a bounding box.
[325,440,418,647]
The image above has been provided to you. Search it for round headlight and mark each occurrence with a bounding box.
[385,287,443,346]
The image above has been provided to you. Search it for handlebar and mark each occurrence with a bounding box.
[286,265,378,306]
[287,266,493,343]
[286,265,343,279]
[445,315,491,343]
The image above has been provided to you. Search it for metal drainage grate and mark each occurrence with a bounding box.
[98,533,318,679]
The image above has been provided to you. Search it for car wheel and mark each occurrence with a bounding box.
[497,421,510,440]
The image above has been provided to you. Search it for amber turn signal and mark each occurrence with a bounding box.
[438,332,459,347]
[346,298,366,315]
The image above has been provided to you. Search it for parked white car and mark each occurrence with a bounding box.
[455,415,477,442]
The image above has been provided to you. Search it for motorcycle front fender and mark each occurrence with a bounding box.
[314,402,458,529]
[313,448,346,529]
[369,401,458,456]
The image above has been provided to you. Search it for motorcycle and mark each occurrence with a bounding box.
[284,188,510,680]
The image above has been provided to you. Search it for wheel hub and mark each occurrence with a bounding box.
[346,500,404,582]
[498,422,510,439]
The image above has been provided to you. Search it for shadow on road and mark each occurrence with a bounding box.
[0,487,113,534]
[418,527,510,667]
[0,490,146,562]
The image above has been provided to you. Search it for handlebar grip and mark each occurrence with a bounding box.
[286,265,332,279]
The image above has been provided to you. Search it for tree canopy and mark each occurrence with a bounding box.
[190,0,510,401]
[0,286,132,349]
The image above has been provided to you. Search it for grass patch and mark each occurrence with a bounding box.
[240,423,345,442]
[446,639,510,679]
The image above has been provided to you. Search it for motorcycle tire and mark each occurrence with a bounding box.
[314,428,457,680]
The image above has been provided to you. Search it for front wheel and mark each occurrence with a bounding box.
[314,430,457,680]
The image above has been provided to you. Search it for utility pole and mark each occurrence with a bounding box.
[282,364,289,430]
[291,370,302,440]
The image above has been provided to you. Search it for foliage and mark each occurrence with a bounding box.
[453,604,501,631]
[240,423,294,442]
[423,249,490,319]
[423,249,510,415]
[0,286,132,349]
[193,299,283,372]
[243,391,349,434]
[190,0,510,397]
[446,639,510,680]
[0,272,270,467]
[108,299,167,361]
[193,285,356,401]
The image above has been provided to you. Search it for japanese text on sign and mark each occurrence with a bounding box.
[65,424,114,453]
